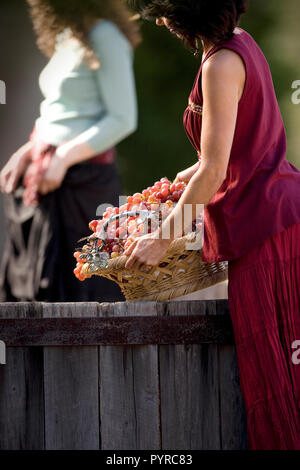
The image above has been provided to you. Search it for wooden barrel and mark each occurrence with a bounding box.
[0,301,247,450]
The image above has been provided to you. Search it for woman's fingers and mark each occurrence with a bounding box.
[0,162,13,192]
[6,167,23,193]
[38,176,59,195]
[123,239,138,257]
[39,183,55,195]
[128,259,142,271]
[124,238,150,269]
[1,170,16,193]
[1,156,29,193]
[38,181,51,195]
[124,235,169,270]
[125,253,156,270]
[5,174,16,193]
[125,248,156,270]
[125,251,138,269]
[125,243,146,270]
[36,155,67,196]
[0,171,8,192]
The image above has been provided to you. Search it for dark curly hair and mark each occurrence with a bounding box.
[128,0,249,51]
[27,0,141,67]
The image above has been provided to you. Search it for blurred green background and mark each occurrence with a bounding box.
[118,0,300,193]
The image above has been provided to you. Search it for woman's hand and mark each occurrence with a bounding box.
[37,153,68,195]
[37,140,98,195]
[174,162,200,185]
[0,141,33,193]
[124,232,172,270]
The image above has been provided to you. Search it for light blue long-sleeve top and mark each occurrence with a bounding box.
[35,20,137,154]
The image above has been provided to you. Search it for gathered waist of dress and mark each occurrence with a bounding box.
[187,99,203,116]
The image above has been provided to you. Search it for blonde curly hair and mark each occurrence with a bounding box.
[27,0,141,67]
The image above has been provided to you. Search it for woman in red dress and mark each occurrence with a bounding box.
[127,0,300,449]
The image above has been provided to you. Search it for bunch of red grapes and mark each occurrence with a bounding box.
[73,177,188,281]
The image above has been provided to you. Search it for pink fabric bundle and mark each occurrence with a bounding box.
[22,129,116,206]
[22,131,56,206]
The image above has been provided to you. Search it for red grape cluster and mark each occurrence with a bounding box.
[73,177,188,281]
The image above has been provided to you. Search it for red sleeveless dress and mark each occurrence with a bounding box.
[184,29,300,450]
[184,28,300,263]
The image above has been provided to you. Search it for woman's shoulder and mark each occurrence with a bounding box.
[89,19,131,51]
[202,47,245,84]
[202,29,258,80]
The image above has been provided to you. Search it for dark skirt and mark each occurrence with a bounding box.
[0,162,124,302]
[228,221,300,449]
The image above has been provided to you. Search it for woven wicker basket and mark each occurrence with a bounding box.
[82,232,228,302]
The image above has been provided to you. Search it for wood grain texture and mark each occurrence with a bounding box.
[215,300,247,449]
[98,302,161,450]
[218,344,247,450]
[0,301,247,450]
[0,303,44,450]
[43,303,99,450]
[159,301,221,449]
[0,315,234,346]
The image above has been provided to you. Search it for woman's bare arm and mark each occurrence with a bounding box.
[125,49,246,268]
[162,49,246,239]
